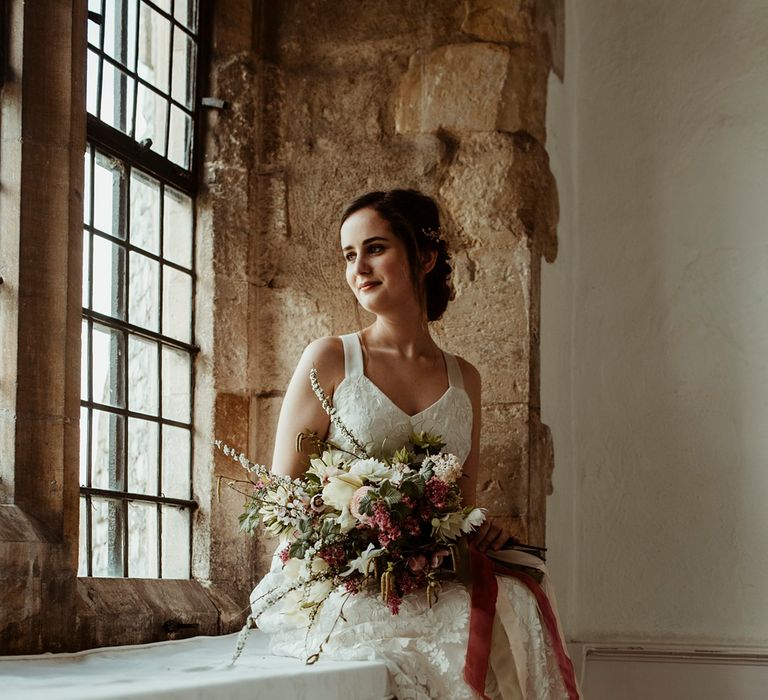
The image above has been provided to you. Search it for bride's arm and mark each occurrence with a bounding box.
[270,337,344,479]
[457,356,482,508]
[458,356,516,553]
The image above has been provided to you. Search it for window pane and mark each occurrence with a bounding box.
[128,501,159,577]
[130,170,160,254]
[128,335,159,415]
[162,266,192,341]
[91,497,125,577]
[135,84,168,158]
[84,151,92,225]
[78,496,89,576]
[162,425,190,499]
[162,506,190,578]
[163,187,193,268]
[100,61,136,136]
[91,410,125,491]
[167,105,192,169]
[87,10,101,47]
[87,48,100,116]
[92,323,126,408]
[80,407,90,486]
[81,319,90,400]
[92,236,126,320]
[93,152,126,238]
[128,417,158,494]
[171,28,195,109]
[128,250,160,331]
[138,2,171,94]
[103,0,138,70]
[162,347,191,422]
[174,0,197,30]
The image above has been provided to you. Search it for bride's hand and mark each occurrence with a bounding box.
[471,515,518,553]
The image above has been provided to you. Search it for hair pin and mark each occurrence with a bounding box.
[420,227,443,244]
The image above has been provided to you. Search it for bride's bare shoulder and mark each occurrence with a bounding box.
[454,355,482,396]
[298,335,346,385]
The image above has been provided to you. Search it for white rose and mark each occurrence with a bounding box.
[322,473,364,511]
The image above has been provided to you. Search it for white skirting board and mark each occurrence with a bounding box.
[0,631,394,700]
[574,643,768,700]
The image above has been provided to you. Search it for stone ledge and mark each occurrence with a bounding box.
[74,577,247,650]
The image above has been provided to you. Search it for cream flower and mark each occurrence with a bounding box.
[431,512,465,541]
[423,452,463,484]
[282,557,303,580]
[308,449,348,482]
[348,457,394,483]
[341,542,384,577]
[321,472,364,511]
[460,507,486,534]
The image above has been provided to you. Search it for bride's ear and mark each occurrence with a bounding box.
[419,249,438,275]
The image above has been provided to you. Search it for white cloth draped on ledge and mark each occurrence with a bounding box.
[0,631,394,700]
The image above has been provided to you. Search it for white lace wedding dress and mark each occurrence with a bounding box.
[251,333,576,700]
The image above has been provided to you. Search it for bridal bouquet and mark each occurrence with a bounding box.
[215,368,485,662]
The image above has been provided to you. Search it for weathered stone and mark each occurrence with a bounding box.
[440,131,558,260]
[479,402,530,518]
[442,246,531,405]
[461,0,534,44]
[395,42,545,139]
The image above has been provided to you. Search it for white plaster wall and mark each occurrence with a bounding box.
[543,0,768,645]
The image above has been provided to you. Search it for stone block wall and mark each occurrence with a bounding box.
[204,0,564,579]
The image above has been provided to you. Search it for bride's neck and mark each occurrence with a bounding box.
[363,316,437,359]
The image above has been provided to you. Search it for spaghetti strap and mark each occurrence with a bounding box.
[340,333,364,377]
[443,351,465,390]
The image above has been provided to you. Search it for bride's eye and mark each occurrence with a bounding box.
[344,251,357,262]
[368,244,385,254]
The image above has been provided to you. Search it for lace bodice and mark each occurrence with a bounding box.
[326,333,473,464]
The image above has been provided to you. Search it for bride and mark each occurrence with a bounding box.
[251,189,579,699]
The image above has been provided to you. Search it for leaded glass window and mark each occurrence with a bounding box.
[79,0,200,578]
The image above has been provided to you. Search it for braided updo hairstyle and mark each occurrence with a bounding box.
[339,189,454,322]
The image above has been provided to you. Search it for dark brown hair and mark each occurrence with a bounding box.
[339,189,453,321]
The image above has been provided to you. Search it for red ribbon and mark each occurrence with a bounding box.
[463,547,580,700]
[464,546,498,700]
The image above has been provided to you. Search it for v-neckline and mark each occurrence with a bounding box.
[354,333,452,420]
[360,374,453,420]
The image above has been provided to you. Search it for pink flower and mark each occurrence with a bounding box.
[425,477,451,509]
[431,548,450,569]
[350,486,374,523]
[386,590,402,615]
[407,554,427,572]
[371,502,402,547]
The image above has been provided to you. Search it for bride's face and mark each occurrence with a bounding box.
[340,207,419,315]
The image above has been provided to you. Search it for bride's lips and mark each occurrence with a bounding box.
[358,282,381,292]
